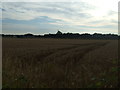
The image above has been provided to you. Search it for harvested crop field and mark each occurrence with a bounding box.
[2,38,118,88]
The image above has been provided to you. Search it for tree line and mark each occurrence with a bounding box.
[1,30,119,39]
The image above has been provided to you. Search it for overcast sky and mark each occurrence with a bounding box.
[1,0,119,35]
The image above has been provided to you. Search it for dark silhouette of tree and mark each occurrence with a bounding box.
[56,30,62,35]
[24,33,34,38]
[24,33,33,36]
[2,31,119,40]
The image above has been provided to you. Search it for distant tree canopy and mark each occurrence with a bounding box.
[56,30,62,34]
[24,33,34,36]
[1,30,119,39]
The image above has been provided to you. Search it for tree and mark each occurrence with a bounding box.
[56,30,62,35]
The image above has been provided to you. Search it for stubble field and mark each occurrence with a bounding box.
[2,38,118,88]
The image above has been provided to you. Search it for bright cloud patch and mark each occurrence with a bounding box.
[1,1,118,34]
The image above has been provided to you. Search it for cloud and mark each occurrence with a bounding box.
[2,2,93,20]
[2,23,38,34]
[1,1,118,34]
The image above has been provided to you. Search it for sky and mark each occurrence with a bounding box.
[1,0,119,35]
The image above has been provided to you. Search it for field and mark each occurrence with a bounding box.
[2,38,118,88]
